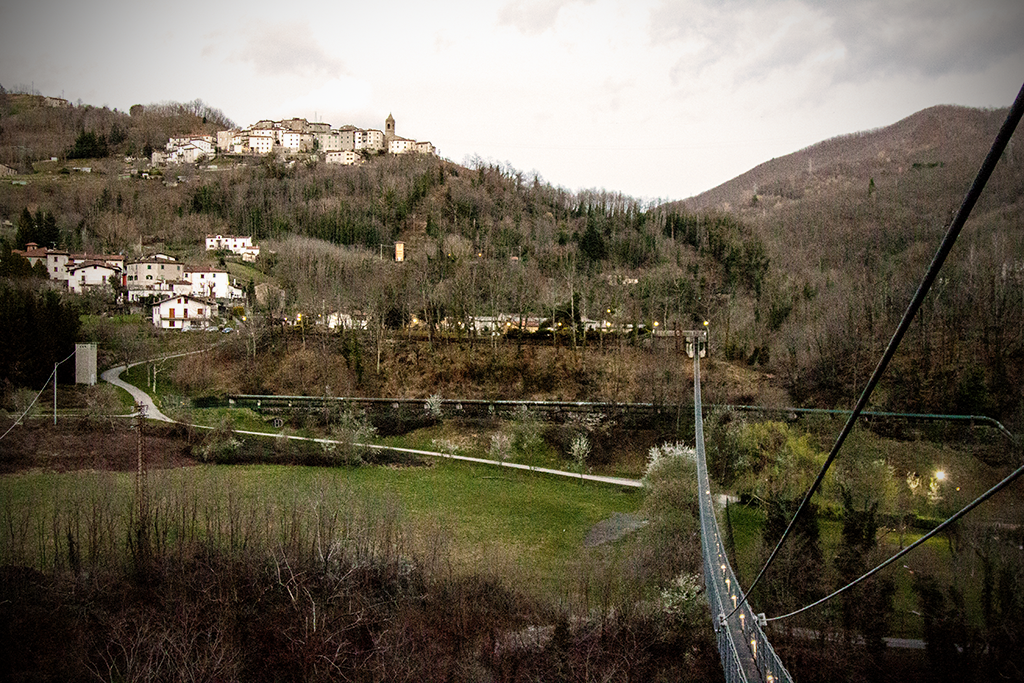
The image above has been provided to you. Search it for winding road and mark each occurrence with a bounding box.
[100,353,643,488]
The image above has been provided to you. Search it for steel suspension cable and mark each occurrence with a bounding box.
[729,80,1024,619]
[768,458,1024,622]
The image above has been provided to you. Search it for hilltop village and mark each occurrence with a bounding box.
[154,114,436,166]
[12,235,264,329]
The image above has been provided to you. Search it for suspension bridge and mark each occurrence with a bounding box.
[686,330,793,683]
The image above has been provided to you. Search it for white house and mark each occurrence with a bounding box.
[127,258,185,286]
[205,234,258,260]
[161,136,216,164]
[184,266,233,299]
[326,312,368,330]
[168,143,204,164]
[169,135,214,150]
[325,150,359,165]
[67,262,120,294]
[127,279,190,303]
[152,295,215,330]
[389,137,416,155]
[354,129,386,152]
[249,133,275,155]
[280,130,312,151]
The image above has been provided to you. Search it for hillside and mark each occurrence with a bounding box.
[2,97,1022,430]
[0,89,231,170]
[682,105,1014,215]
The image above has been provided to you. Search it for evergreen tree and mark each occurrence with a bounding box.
[68,129,109,159]
[835,487,895,682]
[0,284,81,388]
[14,207,34,249]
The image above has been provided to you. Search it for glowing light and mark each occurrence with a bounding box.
[935,470,947,482]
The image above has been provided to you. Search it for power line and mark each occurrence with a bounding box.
[0,349,76,441]
[730,80,1024,619]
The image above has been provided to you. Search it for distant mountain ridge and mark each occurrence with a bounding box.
[680,104,1012,215]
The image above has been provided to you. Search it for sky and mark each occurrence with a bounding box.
[2,0,1022,201]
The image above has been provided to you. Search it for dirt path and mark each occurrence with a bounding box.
[584,512,649,547]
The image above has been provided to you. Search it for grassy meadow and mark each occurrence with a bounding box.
[0,458,642,600]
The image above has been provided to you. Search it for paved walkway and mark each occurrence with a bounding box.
[101,364,173,422]
[101,354,643,488]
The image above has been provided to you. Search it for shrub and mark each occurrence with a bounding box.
[322,410,378,465]
[424,393,444,420]
[637,442,702,583]
[570,434,591,483]
[196,419,241,463]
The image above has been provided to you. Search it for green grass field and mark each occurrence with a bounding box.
[0,459,642,599]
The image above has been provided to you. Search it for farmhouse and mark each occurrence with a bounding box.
[13,242,48,267]
[205,234,259,260]
[184,265,236,299]
[127,257,185,285]
[67,261,120,294]
[151,295,215,330]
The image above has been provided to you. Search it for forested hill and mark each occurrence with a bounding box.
[0,90,232,169]
[681,105,1016,216]
[1,96,1022,427]
[668,103,1024,421]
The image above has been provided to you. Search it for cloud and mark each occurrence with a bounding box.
[498,0,596,34]
[823,0,1024,81]
[231,21,349,80]
[653,0,1024,91]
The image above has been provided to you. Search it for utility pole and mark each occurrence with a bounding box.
[135,402,149,573]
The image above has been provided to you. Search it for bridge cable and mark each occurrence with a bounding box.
[727,80,1024,620]
[766,457,1024,622]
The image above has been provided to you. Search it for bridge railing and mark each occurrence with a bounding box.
[692,349,793,683]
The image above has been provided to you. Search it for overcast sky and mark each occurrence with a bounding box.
[2,0,1021,200]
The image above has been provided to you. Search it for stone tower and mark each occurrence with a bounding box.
[385,113,395,140]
